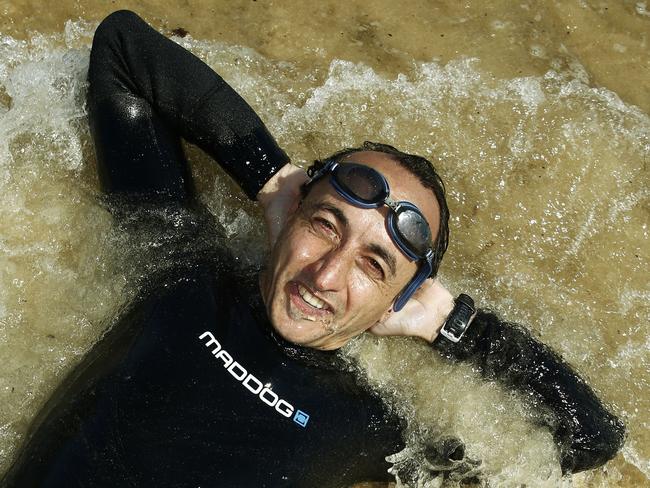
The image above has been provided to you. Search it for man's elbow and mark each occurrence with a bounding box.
[560,413,626,474]
[93,10,144,45]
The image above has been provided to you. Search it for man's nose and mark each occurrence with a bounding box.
[309,247,352,292]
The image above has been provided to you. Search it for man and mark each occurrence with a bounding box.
[2,10,624,488]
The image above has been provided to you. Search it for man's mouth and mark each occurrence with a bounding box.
[298,283,327,309]
[287,281,333,319]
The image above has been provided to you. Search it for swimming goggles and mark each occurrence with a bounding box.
[307,160,435,312]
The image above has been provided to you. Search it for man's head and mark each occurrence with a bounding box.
[260,142,450,350]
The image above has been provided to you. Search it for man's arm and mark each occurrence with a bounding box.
[88,10,289,201]
[433,309,626,474]
[370,279,625,474]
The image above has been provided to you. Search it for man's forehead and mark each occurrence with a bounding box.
[339,150,395,168]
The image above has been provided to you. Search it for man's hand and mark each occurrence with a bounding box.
[369,279,455,342]
[257,163,309,246]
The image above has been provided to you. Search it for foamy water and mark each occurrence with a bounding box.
[0,18,648,487]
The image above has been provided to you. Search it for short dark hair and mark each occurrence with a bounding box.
[303,141,450,278]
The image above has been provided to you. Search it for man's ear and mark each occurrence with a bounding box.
[378,306,393,324]
[367,305,397,337]
[287,195,302,216]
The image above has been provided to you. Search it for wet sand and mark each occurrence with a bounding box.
[2,0,648,112]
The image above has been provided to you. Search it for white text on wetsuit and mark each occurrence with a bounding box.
[198,331,310,427]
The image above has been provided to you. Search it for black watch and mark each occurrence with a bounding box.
[436,294,476,344]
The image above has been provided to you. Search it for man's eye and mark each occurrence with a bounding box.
[366,258,385,280]
[314,217,336,234]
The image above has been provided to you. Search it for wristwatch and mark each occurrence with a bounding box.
[435,294,476,344]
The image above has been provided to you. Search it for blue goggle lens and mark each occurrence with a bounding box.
[335,163,388,204]
[394,207,432,257]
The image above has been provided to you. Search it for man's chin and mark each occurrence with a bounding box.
[270,314,336,350]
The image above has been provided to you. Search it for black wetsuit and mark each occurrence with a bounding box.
[2,10,624,488]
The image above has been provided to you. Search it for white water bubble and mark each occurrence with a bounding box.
[530,44,546,58]
[635,2,650,17]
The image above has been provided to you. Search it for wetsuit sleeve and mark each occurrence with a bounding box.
[433,309,625,474]
[88,10,289,200]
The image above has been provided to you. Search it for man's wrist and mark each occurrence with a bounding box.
[432,294,476,344]
[425,291,455,342]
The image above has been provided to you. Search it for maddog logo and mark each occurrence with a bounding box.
[199,331,310,427]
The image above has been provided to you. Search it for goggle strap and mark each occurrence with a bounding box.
[308,160,338,180]
[392,261,432,312]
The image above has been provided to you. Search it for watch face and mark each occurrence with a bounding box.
[440,297,475,343]
[450,317,465,334]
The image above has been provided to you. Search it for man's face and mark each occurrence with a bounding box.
[260,151,440,350]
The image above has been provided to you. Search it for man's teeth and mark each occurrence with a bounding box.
[298,284,326,310]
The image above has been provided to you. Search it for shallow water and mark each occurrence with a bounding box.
[0,1,648,486]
